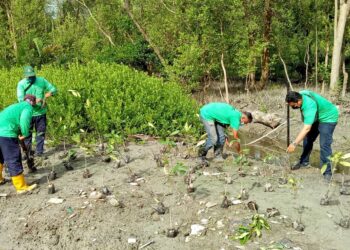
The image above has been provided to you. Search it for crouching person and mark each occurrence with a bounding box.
[0,95,38,194]
[199,102,253,161]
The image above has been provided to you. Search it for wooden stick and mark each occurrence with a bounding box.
[244,121,287,146]
[139,240,155,249]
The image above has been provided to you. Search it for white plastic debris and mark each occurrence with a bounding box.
[201,218,209,225]
[128,237,137,244]
[216,220,225,229]
[48,197,65,204]
[205,202,218,208]
[89,191,104,199]
[190,224,206,236]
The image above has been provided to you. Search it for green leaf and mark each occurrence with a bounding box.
[169,130,180,136]
[341,153,350,159]
[320,164,327,174]
[339,161,350,167]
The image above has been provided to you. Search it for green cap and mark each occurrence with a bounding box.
[23,66,36,77]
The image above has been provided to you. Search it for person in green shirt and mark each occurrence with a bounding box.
[17,66,57,157]
[0,94,38,194]
[199,102,253,161]
[285,90,339,182]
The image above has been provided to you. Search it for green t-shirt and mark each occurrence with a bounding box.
[200,102,242,130]
[0,101,33,138]
[300,90,339,125]
[17,76,57,116]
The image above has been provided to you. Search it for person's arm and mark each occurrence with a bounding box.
[287,96,317,153]
[286,124,312,153]
[17,80,25,102]
[44,78,57,98]
[226,128,241,153]
[19,108,33,138]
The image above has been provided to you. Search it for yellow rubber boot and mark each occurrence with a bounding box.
[11,174,38,194]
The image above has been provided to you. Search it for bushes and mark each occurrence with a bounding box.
[0,62,201,144]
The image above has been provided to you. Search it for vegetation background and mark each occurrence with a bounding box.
[0,0,349,142]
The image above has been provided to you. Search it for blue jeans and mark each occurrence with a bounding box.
[0,137,24,176]
[25,114,47,154]
[200,116,226,152]
[299,122,337,176]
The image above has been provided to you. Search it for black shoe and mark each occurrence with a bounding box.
[198,146,208,158]
[35,152,48,160]
[0,178,10,185]
[291,162,309,170]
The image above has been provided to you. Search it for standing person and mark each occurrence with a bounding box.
[285,90,339,181]
[199,102,253,160]
[17,66,57,157]
[0,95,38,194]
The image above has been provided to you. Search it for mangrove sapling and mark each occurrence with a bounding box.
[166,209,179,238]
[238,188,249,201]
[292,206,306,232]
[320,152,350,205]
[45,158,57,181]
[47,176,56,194]
[232,214,270,245]
[220,186,231,208]
[247,201,259,212]
[340,172,350,195]
[287,176,302,199]
[153,153,164,168]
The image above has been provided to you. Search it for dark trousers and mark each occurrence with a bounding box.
[0,137,23,176]
[25,114,47,154]
[299,122,337,176]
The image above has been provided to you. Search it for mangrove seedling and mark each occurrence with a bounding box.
[232,214,270,245]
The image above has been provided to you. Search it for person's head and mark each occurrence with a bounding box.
[285,91,302,109]
[241,111,253,125]
[24,94,36,106]
[23,66,35,78]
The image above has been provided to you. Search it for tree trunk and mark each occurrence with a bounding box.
[304,44,310,88]
[259,0,273,89]
[279,53,293,91]
[321,30,330,94]
[3,1,18,61]
[330,0,350,93]
[315,23,318,91]
[220,53,229,103]
[123,0,167,69]
[242,0,257,91]
[342,59,348,97]
[76,0,115,46]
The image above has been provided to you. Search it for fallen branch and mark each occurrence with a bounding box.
[244,121,287,146]
[252,111,283,129]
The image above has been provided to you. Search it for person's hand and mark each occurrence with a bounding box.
[286,143,296,153]
[36,98,42,104]
[18,135,25,141]
[235,142,241,153]
[45,92,52,98]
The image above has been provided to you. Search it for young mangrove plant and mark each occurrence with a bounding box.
[232,214,271,245]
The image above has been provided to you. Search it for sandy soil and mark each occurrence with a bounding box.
[1,86,350,250]
[0,139,350,250]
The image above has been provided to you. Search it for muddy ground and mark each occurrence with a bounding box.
[1,86,350,250]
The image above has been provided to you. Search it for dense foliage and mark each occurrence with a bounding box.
[0,62,201,143]
[0,0,345,91]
